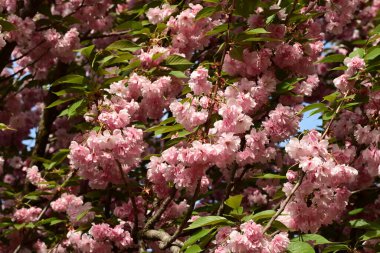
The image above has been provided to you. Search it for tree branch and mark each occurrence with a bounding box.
[217,163,238,216]
[163,180,201,249]
[13,171,75,253]
[143,187,176,231]
[262,172,304,234]
[31,62,68,166]
[143,229,183,253]
[116,160,139,244]
[321,92,348,139]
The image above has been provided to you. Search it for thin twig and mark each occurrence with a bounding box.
[143,229,183,253]
[321,92,348,139]
[10,40,46,63]
[262,172,304,234]
[202,0,236,138]
[143,187,176,231]
[13,172,74,253]
[217,163,238,216]
[162,181,201,249]
[116,160,139,243]
[82,30,131,40]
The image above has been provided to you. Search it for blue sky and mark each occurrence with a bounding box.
[300,109,322,132]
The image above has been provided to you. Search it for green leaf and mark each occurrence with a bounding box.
[0,222,12,228]
[23,191,51,200]
[361,230,380,240]
[342,102,363,109]
[53,87,86,96]
[14,223,26,230]
[99,53,134,67]
[322,110,334,121]
[106,40,141,52]
[185,216,231,230]
[159,117,176,126]
[23,194,40,201]
[330,66,348,71]
[365,47,380,60]
[252,210,276,222]
[51,149,70,162]
[198,230,217,248]
[164,55,193,70]
[234,0,258,17]
[169,71,188,79]
[244,28,270,35]
[52,74,85,87]
[120,59,141,74]
[322,244,350,253]
[115,20,143,30]
[323,92,340,103]
[206,23,229,36]
[301,103,327,114]
[76,209,90,222]
[0,123,15,131]
[185,245,202,253]
[37,217,65,226]
[291,234,332,245]
[243,37,282,42]
[348,208,364,216]
[371,24,380,35]
[75,45,95,59]
[276,78,304,93]
[349,48,365,58]
[254,173,287,179]
[318,54,345,63]
[67,99,86,118]
[46,97,76,108]
[146,124,185,136]
[349,219,380,230]
[287,241,315,253]
[182,228,214,249]
[0,18,16,31]
[50,219,65,225]
[266,14,276,24]
[225,195,243,209]
[230,46,244,61]
[195,6,220,20]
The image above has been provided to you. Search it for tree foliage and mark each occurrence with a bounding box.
[0,0,380,252]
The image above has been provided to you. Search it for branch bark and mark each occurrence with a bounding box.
[163,181,201,249]
[143,187,176,231]
[217,163,238,216]
[31,62,68,166]
[262,172,304,234]
[143,230,183,253]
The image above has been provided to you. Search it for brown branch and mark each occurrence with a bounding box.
[321,92,348,139]
[163,181,201,249]
[262,172,304,234]
[0,43,16,75]
[116,160,139,244]
[31,62,68,166]
[143,187,176,231]
[13,171,75,253]
[143,229,183,253]
[217,163,238,216]
[82,30,131,40]
[262,90,349,234]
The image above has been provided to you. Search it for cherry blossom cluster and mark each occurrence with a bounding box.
[50,193,95,226]
[69,127,144,189]
[65,222,133,252]
[1,0,380,252]
[281,130,358,232]
[214,221,289,253]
